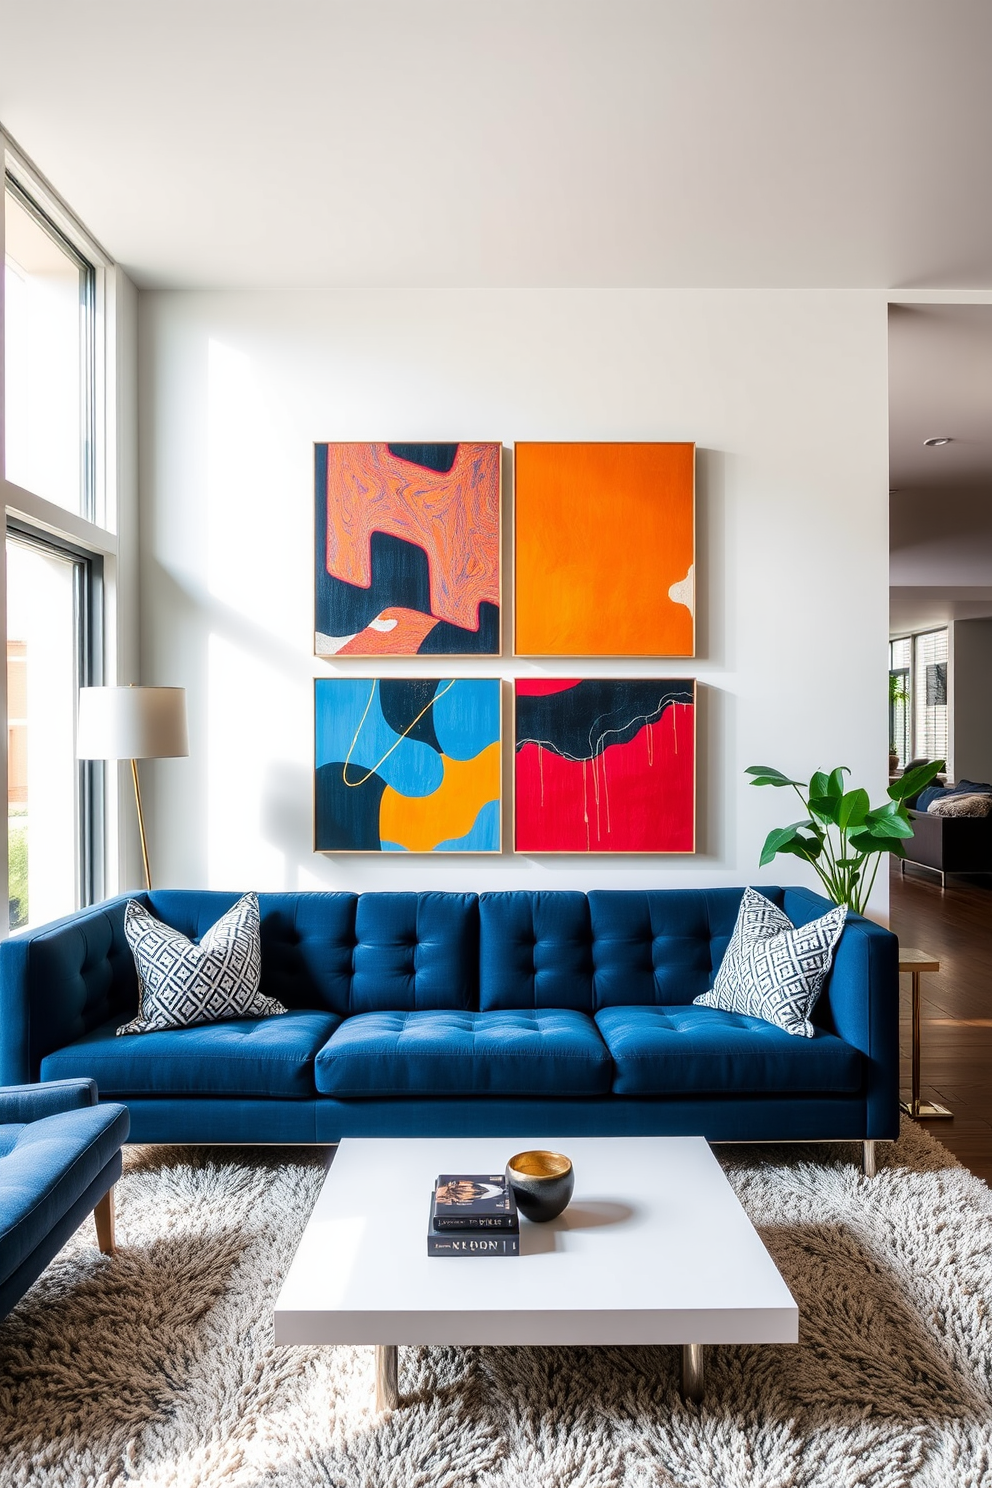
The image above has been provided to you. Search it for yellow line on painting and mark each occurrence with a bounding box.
[342,679,457,788]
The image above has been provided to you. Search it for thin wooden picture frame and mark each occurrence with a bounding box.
[314,676,503,854]
[314,441,503,659]
[512,677,697,855]
[512,441,696,659]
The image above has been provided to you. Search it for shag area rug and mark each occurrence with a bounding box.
[1,1123,991,1488]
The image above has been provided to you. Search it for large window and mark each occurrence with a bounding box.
[889,636,911,769]
[5,533,99,929]
[4,180,95,518]
[1,135,118,937]
[889,628,949,770]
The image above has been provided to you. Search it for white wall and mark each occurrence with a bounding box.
[137,290,891,911]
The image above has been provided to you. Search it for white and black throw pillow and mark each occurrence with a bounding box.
[694,886,847,1038]
[118,892,284,1035]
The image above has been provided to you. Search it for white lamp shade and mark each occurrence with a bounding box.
[77,686,189,761]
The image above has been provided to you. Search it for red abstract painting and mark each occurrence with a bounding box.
[514,679,695,853]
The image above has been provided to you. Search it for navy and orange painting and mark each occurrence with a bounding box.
[315,678,501,852]
[514,680,695,853]
[315,442,500,657]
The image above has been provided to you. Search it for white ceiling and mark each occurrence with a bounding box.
[889,305,992,493]
[2,1,992,289]
[890,588,992,634]
[888,304,992,635]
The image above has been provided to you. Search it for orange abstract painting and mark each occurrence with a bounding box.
[513,442,694,657]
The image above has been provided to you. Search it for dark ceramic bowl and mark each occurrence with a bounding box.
[505,1150,574,1223]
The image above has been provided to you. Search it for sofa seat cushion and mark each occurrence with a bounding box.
[40,1011,340,1098]
[0,1125,25,1160]
[314,1009,613,1098]
[595,1005,862,1096]
[0,1104,130,1287]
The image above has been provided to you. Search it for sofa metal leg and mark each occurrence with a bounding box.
[681,1343,704,1402]
[94,1188,116,1255]
[862,1141,877,1179]
[375,1344,399,1411]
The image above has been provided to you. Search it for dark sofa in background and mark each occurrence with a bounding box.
[900,769,992,884]
[902,810,992,885]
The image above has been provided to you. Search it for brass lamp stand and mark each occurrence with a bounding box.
[129,758,153,890]
[76,686,189,891]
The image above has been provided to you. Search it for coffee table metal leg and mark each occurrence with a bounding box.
[375,1345,399,1411]
[681,1343,704,1402]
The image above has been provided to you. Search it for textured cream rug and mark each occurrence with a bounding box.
[1,1122,991,1488]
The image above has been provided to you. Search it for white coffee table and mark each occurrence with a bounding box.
[274,1135,797,1408]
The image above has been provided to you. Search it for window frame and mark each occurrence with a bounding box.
[4,172,98,524]
[1,128,125,938]
[889,627,950,772]
[6,520,105,919]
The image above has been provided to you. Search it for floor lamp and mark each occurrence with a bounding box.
[77,686,189,891]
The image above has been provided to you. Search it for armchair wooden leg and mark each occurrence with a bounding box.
[94,1188,116,1255]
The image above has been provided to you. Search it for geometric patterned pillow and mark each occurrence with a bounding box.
[117,892,285,1036]
[693,886,847,1038]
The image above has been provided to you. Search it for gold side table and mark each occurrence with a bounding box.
[899,948,952,1119]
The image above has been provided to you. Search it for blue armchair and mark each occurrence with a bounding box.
[0,1078,130,1320]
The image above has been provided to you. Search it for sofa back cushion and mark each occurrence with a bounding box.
[151,889,479,1016]
[480,892,594,1010]
[350,892,479,1012]
[588,889,753,1008]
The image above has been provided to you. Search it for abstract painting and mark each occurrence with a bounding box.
[514,442,694,657]
[514,679,695,853]
[315,443,501,656]
[315,678,501,852]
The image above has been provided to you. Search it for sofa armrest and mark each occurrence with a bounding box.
[0,1078,99,1122]
[0,897,140,1085]
[904,810,944,871]
[782,887,899,1139]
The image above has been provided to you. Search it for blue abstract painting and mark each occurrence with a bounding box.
[314,678,501,852]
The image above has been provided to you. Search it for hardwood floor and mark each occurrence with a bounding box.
[888,860,992,1184]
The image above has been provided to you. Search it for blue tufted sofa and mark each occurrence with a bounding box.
[0,887,899,1150]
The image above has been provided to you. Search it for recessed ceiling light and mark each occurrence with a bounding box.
[923,437,952,447]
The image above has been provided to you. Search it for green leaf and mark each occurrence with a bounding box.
[809,793,842,825]
[758,821,816,867]
[777,832,824,862]
[849,823,913,853]
[809,771,830,799]
[836,857,865,869]
[838,788,870,833]
[864,801,913,835]
[745,765,803,788]
[887,758,946,802]
[827,767,850,799]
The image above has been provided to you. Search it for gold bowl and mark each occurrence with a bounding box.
[505,1150,574,1222]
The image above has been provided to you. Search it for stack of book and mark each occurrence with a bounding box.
[427,1173,520,1256]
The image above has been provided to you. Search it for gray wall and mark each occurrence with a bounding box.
[952,617,992,783]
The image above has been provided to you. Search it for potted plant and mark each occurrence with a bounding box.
[746,758,944,915]
[888,672,908,774]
